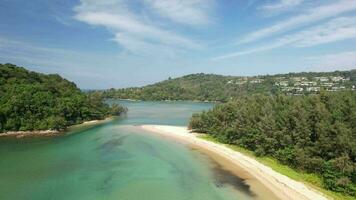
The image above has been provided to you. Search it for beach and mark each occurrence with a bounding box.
[0,118,113,138]
[140,125,330,200]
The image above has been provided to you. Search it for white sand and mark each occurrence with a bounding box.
[0,130,59,138]
[0,118,113,138]
[140,125,330,200]
[82,120,100,124]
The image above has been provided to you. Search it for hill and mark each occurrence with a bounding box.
[101,70,356,102]
[0,63,126,133]
[189,91,356,197]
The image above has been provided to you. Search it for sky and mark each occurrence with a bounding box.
[0,0,356,89]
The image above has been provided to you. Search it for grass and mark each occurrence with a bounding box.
[198,134,356,200]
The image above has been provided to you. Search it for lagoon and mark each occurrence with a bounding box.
[0,100,278,200]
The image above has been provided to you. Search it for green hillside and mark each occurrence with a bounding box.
[101,70,356,102]
[0,63,126,132]
[189,91,356,198]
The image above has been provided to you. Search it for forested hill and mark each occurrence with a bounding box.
[101,70,356,102]
[0,63,126,133]
[189,91,356,197]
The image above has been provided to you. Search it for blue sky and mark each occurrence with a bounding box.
[1,0,356,89]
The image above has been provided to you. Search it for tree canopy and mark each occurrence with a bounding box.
[189,91,356,196]
[0,63,126,132]
[99,70,356,102]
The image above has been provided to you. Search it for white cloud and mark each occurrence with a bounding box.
[0,36,137,88]
[308,51,356,71]
[0,37,108,69]
[74,0,202,57]
[259,0,304,12]
[76,12,200,49]
[239,0,356,44]
[214,16,356,60]
[144,0,214,26]
[293,17,356,47]
[113,33,181,58]
[212,42,285,60]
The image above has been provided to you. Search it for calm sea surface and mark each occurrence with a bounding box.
[0,100,275,200]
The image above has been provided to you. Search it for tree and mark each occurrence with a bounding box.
[189,91,356,196]
[0,63,127,132]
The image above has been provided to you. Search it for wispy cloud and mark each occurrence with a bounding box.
[214,16,356,60]
[259,0,304,12]
[239,0,356,44]
[308,51,356,71]
[113,33,182,58]
[293,17,356,47]
[143,0,214,26]
[0,37,111,76]
[0,36,133,88]
[74,0,206,57]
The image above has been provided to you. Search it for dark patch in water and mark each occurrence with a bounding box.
[97,172,116,192]
[191,148,255,197]
[137,140,162,158]
[79,174,90,181]
[97,135,128,152]
[212,162,255,197]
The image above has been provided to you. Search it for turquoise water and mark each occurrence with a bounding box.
[109,100,215,125]
[0,100,274,200]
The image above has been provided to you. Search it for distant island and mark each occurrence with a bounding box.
[0,63,127,135]
[99,70,356,102]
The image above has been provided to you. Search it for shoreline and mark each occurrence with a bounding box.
[0,117,113,138]
[140,125,330,200]
[0,130,60,138]
[113,98,217,103]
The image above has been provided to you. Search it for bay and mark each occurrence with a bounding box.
[0,100,275,200]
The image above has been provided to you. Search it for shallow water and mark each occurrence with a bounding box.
[0,100,277,200]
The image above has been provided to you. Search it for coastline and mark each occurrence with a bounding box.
[115,98,217,103]
[140,125,330,200]
[0,130,60,138]
[0,117,113,138]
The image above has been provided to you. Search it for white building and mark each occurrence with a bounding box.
[315,77,329,82]
[306,87,320,92]
[276,81,289,87]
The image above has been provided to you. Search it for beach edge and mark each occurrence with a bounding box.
[140,124,330,200]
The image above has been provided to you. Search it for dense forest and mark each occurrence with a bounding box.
[0,63,127,132]
[100,70,356,102]
[189,91,356,196]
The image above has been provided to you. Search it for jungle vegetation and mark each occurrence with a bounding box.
[100,70,356,102]
[189,91,356,197]
[0,63,127,132]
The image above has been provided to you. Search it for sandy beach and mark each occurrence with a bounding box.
[0,130,60,138]
[0,118,113,138]
[140,125,330,200]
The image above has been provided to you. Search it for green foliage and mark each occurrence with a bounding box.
[0,63,127,132]
[110,103,128,116]
[189,91,356,197]
[98,71,356,102]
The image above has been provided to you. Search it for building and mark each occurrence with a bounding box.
[315,77,329,82]
[306,87,320,92]
[250,79,263,84]
[331,76,345,82]
[276,81,289,87]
